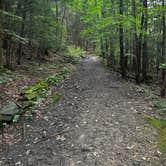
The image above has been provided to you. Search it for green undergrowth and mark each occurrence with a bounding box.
[136,84,158,99]
[154,98,166,116]
[0,68,12,74]
[0,66,69,126]
[22,66,72,110]
[0,76,13,85]
[0,68,13,85]
[148,117,166,154]
[136,84,166,116]
[138,84,166,155]
[66,45,86,64]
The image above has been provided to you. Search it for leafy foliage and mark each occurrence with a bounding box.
[13,115,20,123]
[154,98,166,115]
[67,45,86,64]
[159,63,166,70]
[0,76,12,85]
[22,67,72,109]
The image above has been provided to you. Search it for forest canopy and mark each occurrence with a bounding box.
[0,0,165,88]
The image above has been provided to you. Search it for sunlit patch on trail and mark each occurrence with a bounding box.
[87,56,98,62]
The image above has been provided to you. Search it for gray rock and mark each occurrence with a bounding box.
[0,102,19,121]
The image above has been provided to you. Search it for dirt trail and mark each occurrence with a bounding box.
[0,56,164,166]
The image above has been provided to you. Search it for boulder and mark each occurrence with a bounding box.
[0,102,19,122]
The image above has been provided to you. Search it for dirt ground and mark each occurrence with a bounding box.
[0,56,165,166]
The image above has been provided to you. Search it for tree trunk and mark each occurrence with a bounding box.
[125,40,129,71]
[132,0,140,83]
[142,0,148,82]
[100,37,105,60]
[135,7,145,83]
[108,0,115,67]
[55,1,59,49]
[109,38,115,66]
[0,0,4,69]
[161,0,166,97]
[119,0,126,79]
[105,38,109,65]
[17,5,26,65]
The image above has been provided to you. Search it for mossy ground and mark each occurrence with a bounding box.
[148,118,166,154]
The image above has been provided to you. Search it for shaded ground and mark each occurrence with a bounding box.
[0,54,73,108]
[0,55,165,166]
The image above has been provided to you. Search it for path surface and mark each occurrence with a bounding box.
[0,56,164,166]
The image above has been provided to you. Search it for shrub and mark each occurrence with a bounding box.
[67,45,86,59]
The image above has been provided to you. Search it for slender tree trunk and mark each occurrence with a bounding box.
[119,0,126,79]
[132,0,140,83]
[28,7,34,60]
[59,1,67,48]
[142,0,148,82]
[17,8,26,65]
[0,0,4,69]
[108,0,115,66]
[3,1,11,68]
[55,1,59,49]
[102,0,107,62]
[161,0,166,97]
[109,38,115,66]
[135,8,145,83]
[100,37,105,60]
[105,38,109,66]
[125,40,129,71]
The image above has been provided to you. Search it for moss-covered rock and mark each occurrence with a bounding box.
[0,102,19,122]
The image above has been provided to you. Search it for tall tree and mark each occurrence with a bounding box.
[161,0,166,97]
[132,0,141,83]
[17,0,26,65]
[119,0,126,79]
[142,0,148,82]
[108,0,115,67]
[0,0,4,69]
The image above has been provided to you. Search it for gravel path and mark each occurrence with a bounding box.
[0,56,164,166]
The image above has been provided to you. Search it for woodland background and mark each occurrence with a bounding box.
[0,0,165,93]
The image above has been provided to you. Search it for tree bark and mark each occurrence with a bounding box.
[108,0,115,66]
[55,1,59,49]
[0,0,4,69]
[119,0,126,79]
[142,0,148,82]
[132,0,140,83]
[17,2,26,65]
[161,0,166,97]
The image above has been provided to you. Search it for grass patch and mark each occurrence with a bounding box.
[148,117,166,129]
[148,117,166,154]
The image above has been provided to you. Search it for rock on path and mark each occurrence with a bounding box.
[0,55,164,166]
